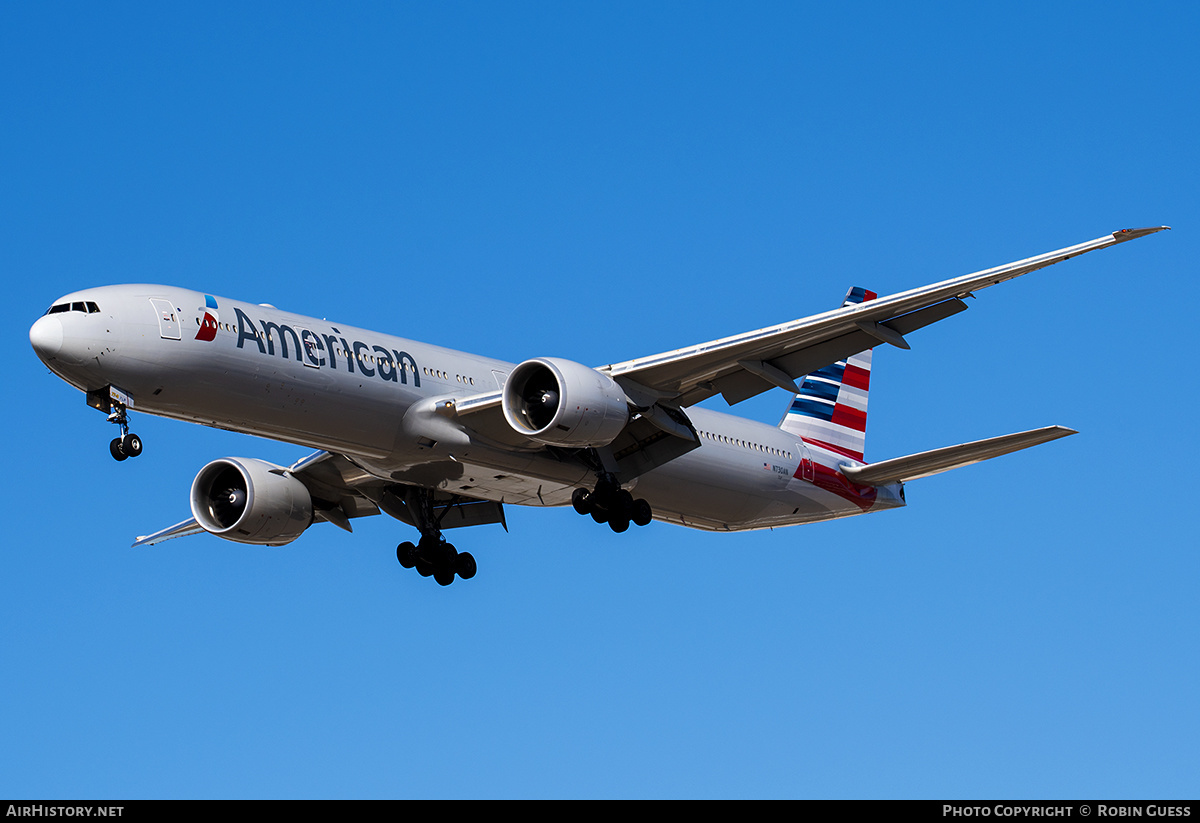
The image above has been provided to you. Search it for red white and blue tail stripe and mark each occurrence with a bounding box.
[779,287,875,461]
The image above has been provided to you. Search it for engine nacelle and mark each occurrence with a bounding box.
[502,357,631,447]
[190,458,314,546]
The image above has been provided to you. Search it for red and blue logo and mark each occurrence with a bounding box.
[196,295,219,341]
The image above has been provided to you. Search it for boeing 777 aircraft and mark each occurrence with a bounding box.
[29,227,1168,585]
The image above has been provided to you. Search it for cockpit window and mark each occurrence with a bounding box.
[45,302,100,315]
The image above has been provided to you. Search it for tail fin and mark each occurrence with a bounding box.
[779,287,876,461]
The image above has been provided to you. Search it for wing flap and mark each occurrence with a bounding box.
[368,486,509,531]
[840,425,1076,485]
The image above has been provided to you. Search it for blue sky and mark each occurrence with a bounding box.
[3,2,1196,799]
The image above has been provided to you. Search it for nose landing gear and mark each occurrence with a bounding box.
[87,386,143,462]
[109,432,143,461]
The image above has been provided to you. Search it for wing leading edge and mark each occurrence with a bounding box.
[601,227,1170,408]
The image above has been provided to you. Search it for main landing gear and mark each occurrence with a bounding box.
[396,536,477,587]
[392,487,477,586]
[571,475,653,533]
[106,398,143,462]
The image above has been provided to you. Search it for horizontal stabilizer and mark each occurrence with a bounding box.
[840,425,1076,485]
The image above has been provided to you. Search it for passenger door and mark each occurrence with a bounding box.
[149,298,181,340]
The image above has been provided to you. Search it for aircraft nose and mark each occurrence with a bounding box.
[29,314,63,360]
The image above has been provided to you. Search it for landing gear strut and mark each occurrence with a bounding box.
[100,392,143,462]
[571,474,653,533]
[393,488,477,586]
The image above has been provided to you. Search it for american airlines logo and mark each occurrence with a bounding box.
[196,294,219,342]
[229,304,421,387]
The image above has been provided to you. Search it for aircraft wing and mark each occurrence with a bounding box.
[133,517,206,547]
[132,450,507,547]
[601,227,1169,407]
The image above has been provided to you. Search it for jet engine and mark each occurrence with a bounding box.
[190,458,313,545]
[502,357,631,447]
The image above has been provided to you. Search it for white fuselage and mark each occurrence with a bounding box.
[30,284,905,532]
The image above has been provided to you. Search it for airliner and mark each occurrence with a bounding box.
[29,227,1168,585]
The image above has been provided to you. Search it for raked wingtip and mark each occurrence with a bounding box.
[1111,225,1170,242]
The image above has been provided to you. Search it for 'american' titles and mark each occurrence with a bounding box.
[233,306,421,386]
